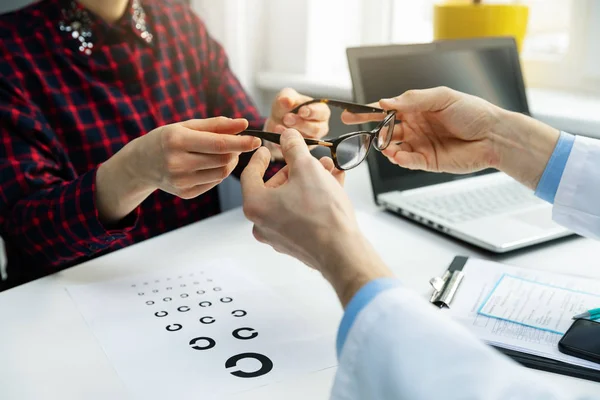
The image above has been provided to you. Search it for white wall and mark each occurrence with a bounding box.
[192,0,268,106]
[192,0,274,211]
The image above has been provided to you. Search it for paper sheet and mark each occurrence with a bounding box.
[443,259,600,371]
[67,259,336,400]
[478,274,600,334]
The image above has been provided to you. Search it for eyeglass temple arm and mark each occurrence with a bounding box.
[290,99,386,114]
[239,130,333,148]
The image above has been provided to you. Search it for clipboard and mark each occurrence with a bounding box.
[431,256,600,383]
[495,347,600,383]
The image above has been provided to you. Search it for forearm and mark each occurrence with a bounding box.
[491,109,560,190]
[319,232,394,308]
[95,140,155,225]
[4,169,137,270]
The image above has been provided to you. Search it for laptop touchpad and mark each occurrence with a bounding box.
[510,208,560,230]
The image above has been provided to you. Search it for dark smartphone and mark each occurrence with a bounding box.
[558,319,600,364]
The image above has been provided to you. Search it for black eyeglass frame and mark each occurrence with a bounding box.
[239,99,397,171]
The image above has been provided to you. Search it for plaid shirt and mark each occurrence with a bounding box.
[0,0,278,288]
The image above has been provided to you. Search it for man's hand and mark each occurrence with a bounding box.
[342,87,560,189]
[264,88,331,159]
[241,129,393,306]
[96,117,261,224]
[342,87,502,173]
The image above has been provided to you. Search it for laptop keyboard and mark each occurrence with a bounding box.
[402,180,543,224]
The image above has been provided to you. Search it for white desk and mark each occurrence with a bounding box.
[1,165,600,399]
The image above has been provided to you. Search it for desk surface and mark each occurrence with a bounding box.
[1,164,600,399]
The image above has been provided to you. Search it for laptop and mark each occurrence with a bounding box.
[347,37,572,253]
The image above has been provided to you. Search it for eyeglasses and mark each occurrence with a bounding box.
[239,99,397,171]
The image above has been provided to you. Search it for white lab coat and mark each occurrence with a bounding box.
[554,136,600,240]
[331,135,600,400]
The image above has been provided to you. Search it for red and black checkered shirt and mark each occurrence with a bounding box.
[0,0,278,288]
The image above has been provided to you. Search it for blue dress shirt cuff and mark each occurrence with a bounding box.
[535,132,575,204]
[336,278,401,357]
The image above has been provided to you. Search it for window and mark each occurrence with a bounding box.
[522,0,572,57]
[257,0,598,94]
[388,0,574,57]
[195,0,599,95]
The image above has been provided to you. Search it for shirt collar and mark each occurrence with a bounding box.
[58,0,154,55]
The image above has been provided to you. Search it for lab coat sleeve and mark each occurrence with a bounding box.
[535,132,575,203]
[553,135,600,240]
[336,278,401,356]
[330,286,583,400]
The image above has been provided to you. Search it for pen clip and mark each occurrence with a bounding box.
[429,270,465,309]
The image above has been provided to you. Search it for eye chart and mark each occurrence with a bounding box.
[67,259,336,399]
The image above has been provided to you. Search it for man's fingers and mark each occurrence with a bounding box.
[340,101,384,125]
[390,123,404,143]
[379,87,457,114]
[319,157,335,172]
[180,117,249,134]
[265,165,290,188]
[341,111,385,125]
[267,156,333,189]
[342,87,458,124]
[381,133,406,158]
[320,157,346,185]
[280,128,313,168]
[273,124,286,134]
[241,146,271,202]
[332,168,345,186]
[386,150,429,171]
[171,129,261,154]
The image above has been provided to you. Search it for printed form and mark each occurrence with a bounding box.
[442,259,600,371]
[478,274,600,334]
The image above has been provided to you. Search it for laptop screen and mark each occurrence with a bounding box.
[348,39,529,197]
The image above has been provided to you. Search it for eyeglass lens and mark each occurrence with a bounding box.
[335,133,372,170]
[291,101,394,170]
[375,115,395,150]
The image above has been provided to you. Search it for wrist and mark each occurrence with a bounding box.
[125,137,160,192]
[318,229,394,307]
[96,143,155,224]
[489,108,560,189]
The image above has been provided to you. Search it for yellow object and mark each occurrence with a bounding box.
[434,4,529,52]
